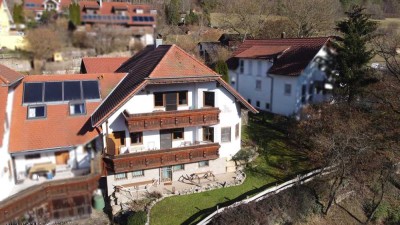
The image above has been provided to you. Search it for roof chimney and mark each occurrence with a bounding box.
[281,32,286,39]
[155,38,163,48]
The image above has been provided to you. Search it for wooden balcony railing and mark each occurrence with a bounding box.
[0,173,100,224]
[103,142,220,173]
[123,108,220,132]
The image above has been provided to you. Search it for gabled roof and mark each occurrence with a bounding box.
[91,44,256,127]
[230,37,330,76]
[81,57,130,74]
[0,64,24,86]
[0,86,7,147]
[9,73,125,153]
[235,46,291,59]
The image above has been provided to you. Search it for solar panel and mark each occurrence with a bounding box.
[149,17,154,22]
[82,81,100,100]
[144,16,149,22]
[64,81,81,101]
[44,82,63,102]
[138,16,144,22]
[133,16,138,21]
[23,83,43,103]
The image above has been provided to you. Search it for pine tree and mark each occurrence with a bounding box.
[333,5,377,103]
[166,0,181,25]
[214,60,229,82]
[69,3,81,26]
[12,4,24,24]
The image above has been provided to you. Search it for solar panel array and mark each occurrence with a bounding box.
[82,15,130,21]
[23,80,100,104]
[132,16,155,22]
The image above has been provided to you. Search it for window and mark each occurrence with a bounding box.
[154,92,164,107]
[265,103,270,109]
[256,101,260,107]
[284,84,292,95]
[114,173,127,180]
[247,99,251,104]
[257,61,262,76]
[27,105,46,119]
[69,102,86,115]
[239,60,244,74]
[172,128,184,140]
[235,123,239,139]
[130,132,143,145]
[173,164,184,171]
[204,91,215,107]
[248,60,252,74]
[198,160,209,167]
[221,127,231,143]
[203,127,214,142]
[25,154,41,160]
[256,80,261,90]
[132,170,144,177]
[178,91,188,105]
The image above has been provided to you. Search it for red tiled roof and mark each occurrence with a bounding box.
[0,64,24,85]
[81,57,130,73]
[231,37,330,76]
[9,73,125,153]
[79,1,156,26]
[91,45,256,127]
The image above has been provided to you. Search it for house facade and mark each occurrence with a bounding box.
[89,45,257,196]
[0,0,24,50]
[227,38,333,117]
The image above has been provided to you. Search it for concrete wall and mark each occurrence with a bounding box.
[106,157,227,196]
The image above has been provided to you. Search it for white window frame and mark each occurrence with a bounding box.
[284,84,292,96]
[221,127,231,143]
[198,160,209,167]
[27,105,46,119]
[132,170,144,177]
[114,172,127,180]
[69,102,86,116]
[256,80,262,91]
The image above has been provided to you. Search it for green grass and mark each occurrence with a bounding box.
[149,112,310,225]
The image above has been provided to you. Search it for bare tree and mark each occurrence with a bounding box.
[25,27,62,60]
[216,0,273,38]
[280,0,342,37]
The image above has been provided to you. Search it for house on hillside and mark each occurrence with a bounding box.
[0,0,24,50]
[227,37,333,117]
[0,65,125,223]
[24,0,71,21]
[79,1,157,46]
[89,44,257,196]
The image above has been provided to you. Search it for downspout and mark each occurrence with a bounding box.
[267,73,274,112]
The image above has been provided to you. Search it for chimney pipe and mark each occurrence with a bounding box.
[281,32,286,39]
[155,39,163,48]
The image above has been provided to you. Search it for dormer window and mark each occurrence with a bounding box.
[28,105,46,119]
[69,102,86,115]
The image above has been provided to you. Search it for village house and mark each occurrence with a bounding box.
[23,0,71,21]
[0,0,24,50]
[227,37,333,117]
[89,44,257,196]
[80,56,130,73]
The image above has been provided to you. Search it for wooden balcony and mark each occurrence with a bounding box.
[103,142,220,173]
[123,108,220,132]
[0,174,100,224]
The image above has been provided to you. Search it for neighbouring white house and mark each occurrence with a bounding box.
[89,44,257,196]
[227,37,333,117]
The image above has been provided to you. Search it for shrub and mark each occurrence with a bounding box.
[145,191,162,200]
[127,211,147,225]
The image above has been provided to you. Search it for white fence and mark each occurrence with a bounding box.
[197,167,334,225]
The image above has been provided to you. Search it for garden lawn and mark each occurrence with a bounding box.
[150,112,310,225]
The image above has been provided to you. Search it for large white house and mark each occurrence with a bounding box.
[90,44,257,196]
[227,37,333,117]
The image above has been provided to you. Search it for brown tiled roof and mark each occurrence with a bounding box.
[8,73,125,153]
[0,64,24,86]
[231,37,330,76]
[81,57,130,73]
[91,45,256,127]
[235,46,291,59]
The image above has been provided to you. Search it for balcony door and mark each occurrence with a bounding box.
[109,131,125,155]
[165,92,177,111]
[161,166,172,182]
[160,130,173,149]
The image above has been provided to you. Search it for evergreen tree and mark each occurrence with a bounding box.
[69,3,81,26]
[166,0,181,25]
[12,4,24,24]
[332,5,377,103]
[214,60,229,82]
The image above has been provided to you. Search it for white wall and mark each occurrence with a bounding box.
[0,87,15,201]
[270,75,299,116]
